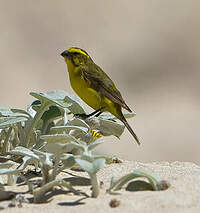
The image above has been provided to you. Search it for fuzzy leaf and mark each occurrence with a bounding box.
[33,150,53,168]
[0,117,27,129]
[99,112,136,120]
[75,158,105,174]
[18,156,39,171]
[41,105,63,121]
[107,168,167,194]
[30,91,72,108]
[88,139,104,151]
[0,169,20,175]
[66,118,90,129]
[41,134,79,144]
[0,162,15,169]
[63,92,87,114]
[86,117,124,137]
[0,105,29,119]
[61,155,76,169]
[44,141,85,154]
[10,109,31,118]
[10,146,40,160]
[51,125,88,134]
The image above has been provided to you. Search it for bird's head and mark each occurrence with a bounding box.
[61,47,92,69]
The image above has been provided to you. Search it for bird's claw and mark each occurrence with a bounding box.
[74,113,89,120]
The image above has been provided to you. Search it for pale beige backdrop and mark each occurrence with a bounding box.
[0,1,200,163]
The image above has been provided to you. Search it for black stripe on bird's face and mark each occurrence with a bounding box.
[61,47,93,66]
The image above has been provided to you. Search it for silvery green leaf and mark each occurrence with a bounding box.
[7,174,17,186]
[43,143,62,154]
[0,168,20,175]
[10,146,40,160]
[77,153,92,162]
[0,112,28,119]
[129,168,161,190]
[44,90,87,113]
[33,179,80,203]
[61,155,76,169]
[0,105,10,111]
[99,112,136,120]
[107,168,164,193]
[0,105,29,119]
[64,141,85,151]
[76,153,106,162]
[89,154,107,159]
[93,158,105,173]
[51,125,88,134]
[32,149,53,158]
[76,158,105,174]
[88,139,104,151]
[11,109,31,118]
[63,92,87,114]
[0,162,15,169]
[98,119,124,137]
[0,176,4,190]
[41,134,79,144]
[44,143,70,154]
[75,159,93,174]
[18,156,39,171]
[66,118,90,129]
[123,112,136,119]
[0,105,12,117]
[41,105,63,121]
[33,150,53,168]
[30,91,72,108]
[27,100,39,117]
[86,117,124,137]
[44,141,85,154]
[0,117,27,129]
[70,142,87,151]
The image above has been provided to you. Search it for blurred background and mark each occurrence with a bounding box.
[1,1,200,163]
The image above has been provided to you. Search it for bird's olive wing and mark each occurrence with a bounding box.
[81,66,132,112]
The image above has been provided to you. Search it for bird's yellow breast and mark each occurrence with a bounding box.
[66,59,102,110]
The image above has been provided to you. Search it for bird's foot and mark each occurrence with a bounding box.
[74,113,89,119]
[74,107,105,120]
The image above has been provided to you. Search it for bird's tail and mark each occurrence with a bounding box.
[120,115,140,145]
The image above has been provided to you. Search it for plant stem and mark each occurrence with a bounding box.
[50,154,61,181]
[25,103,50,147]
[2,127,12,154]
[19,174,34,193]
[12,125,20,148]
[17,123,26,146]
[33,179,79,203]
[0,130,6,153]
[41,165,51,185]
[90,173,99,198]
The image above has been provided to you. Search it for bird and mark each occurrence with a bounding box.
[61,47,140,145]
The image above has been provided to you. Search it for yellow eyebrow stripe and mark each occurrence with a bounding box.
[68,48,89,57]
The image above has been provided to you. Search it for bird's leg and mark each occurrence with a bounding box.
[74,107,105,119]
[88,107,104,117]
[95,111,103,117]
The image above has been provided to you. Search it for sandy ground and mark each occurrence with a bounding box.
[0,161,200,213]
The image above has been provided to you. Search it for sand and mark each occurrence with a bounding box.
[0,161,200,213]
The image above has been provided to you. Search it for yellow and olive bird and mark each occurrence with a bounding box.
[61,47,140,145]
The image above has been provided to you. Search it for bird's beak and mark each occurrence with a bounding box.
[61,50,70,58]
